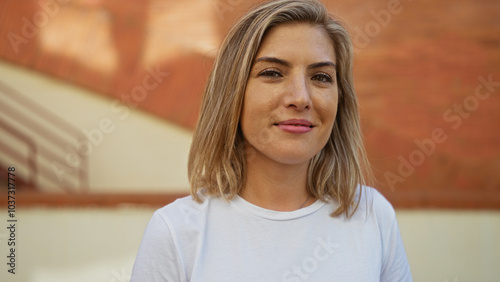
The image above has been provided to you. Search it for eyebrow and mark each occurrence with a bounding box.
[253,56,336,70]
[254,56,291,68]
[307,61,336,70]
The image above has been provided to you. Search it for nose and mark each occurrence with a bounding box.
[283,74,312,111]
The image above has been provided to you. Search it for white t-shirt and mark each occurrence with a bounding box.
[131,187,412,282]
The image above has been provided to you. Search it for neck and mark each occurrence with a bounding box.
[240,151,313,211]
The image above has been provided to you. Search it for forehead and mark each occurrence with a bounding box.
[256,22,336,63]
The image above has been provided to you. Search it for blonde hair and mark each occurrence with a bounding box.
[188,0,373,217]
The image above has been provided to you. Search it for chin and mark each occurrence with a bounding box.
[269,151,317,166]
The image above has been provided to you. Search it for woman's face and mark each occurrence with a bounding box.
[240,22,338,166]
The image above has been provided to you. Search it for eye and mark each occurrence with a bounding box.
[311,73,333,83]
[258,69,283,78]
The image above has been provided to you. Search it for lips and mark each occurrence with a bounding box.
[275,119,314,133]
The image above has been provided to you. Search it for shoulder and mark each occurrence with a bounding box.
[132,196,206,281]
[354,186,397,223]
[153,193,232,235]
[156,195,205,218]
[154,195,210,229]
[366,186,395,214]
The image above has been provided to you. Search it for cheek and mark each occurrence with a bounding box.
[240,87,278,150]
[240,106,269,154]
[241,85,277,123]
[240,93,263,138]
[315,92,339,122]
[241,101,268,141]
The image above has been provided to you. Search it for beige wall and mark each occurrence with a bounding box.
[0,62,192,193]
[0,208,498,282]
[398,210,500,282]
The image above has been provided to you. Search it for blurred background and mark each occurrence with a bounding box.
[0,0,499,281]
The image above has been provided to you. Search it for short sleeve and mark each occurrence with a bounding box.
[131,211,186,282]
[376,194,412,282]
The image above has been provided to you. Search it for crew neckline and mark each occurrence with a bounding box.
[231,195,326,221]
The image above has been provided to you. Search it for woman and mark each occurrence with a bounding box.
[131,0,412,281]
